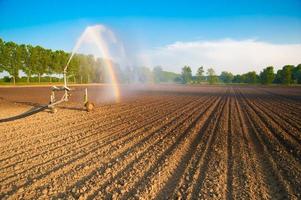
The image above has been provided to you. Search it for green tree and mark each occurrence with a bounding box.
[27,45,39,82]
[36,47,51,83]
[244,71,258,84]
[0,38,4,73]
[260,66,275,84]
[42,49,52,82]
[273,69,282,84]
[292,64,301,84]
[233,74,242,83]
[28,46,45,83]
[181,65,192,84]
[46,50,57,82]
[68,54,80,83]
[2,41,20,84]
[207,68,218,84]
[220,71,234,83]
[17,44,30,82]
[196,66,205,83]
[162,71,180,83]
[281,65,294,84]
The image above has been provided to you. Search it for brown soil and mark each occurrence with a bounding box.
[0,84,300,199]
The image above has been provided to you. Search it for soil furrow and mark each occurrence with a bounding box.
[72,96,218,198]
[2,95,209,198]
[238,89,301,163]
[0,97,169,153]
[90,96,220,198]
[236,88,301,199]
[0,98,191,193]
[1,85,300,199]
[0,98,177,170]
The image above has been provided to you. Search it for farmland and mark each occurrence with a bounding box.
[0,85,300,199]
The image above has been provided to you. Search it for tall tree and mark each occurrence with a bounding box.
[220,71,234,83]
[181,65,192,84]
[35,46,50,83]
[273,69,282,84]
[281,65,294,84]
[232,74,241,83]
[196,66,205,83]
[207,68,218,84]
[260,66,275,84]
[292,64,301,84]
[28,45,39,82]
[68,54,80,83]
[2,41,20,84]
[0,38,4,73]
[18,44,30,82]
[244,71,258,84]
[41,49,52,82]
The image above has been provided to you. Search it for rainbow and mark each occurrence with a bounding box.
[89,29,120,102]
[65,25,121,103]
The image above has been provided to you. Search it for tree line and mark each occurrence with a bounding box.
[0,38,120,84]
[0,38,300,85]
[0,38,180,84]
[179,64,301,85]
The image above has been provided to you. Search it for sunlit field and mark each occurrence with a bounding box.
[1,0,301,199]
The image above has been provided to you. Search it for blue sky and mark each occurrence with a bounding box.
[0,0,301,74]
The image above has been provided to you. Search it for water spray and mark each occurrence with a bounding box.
[0,24,126,122]
[47,61,94,113]
[47,29,93,113]
[47,24,122,113]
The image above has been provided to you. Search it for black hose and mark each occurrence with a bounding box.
[0,105,49,123]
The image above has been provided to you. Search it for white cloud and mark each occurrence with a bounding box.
[136,39,301,74]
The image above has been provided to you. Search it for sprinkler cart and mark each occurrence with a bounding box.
[48,70,94,113]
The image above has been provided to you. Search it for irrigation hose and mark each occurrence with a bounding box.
[0,105,49,123]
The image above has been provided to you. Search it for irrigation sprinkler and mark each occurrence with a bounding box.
[47,69,94,113]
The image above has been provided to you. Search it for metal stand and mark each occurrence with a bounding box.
[48,72,94,113]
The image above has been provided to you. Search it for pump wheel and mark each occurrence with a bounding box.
[85,102,94,112]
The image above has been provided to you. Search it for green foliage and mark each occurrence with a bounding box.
[273,69,282,84]
[3,41,20,84]
[1,76,11,82]
[245,72,256,84]
[152,66,180,83]
[181,65,192,84]
[162,71,181,82]
[260,66,275,84]
[244,71,258,84]
[1,38,301,86]
[281,65,294,84]
[0,38,4,72]
[232,71,259,84]
[292,64,301,84]
[0,38,108,84]
[207,68,218,84]
[232,74,242,83]
[220,71,234,83]
[196,66,205,83]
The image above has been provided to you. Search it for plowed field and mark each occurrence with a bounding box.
[0,85,300,199]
